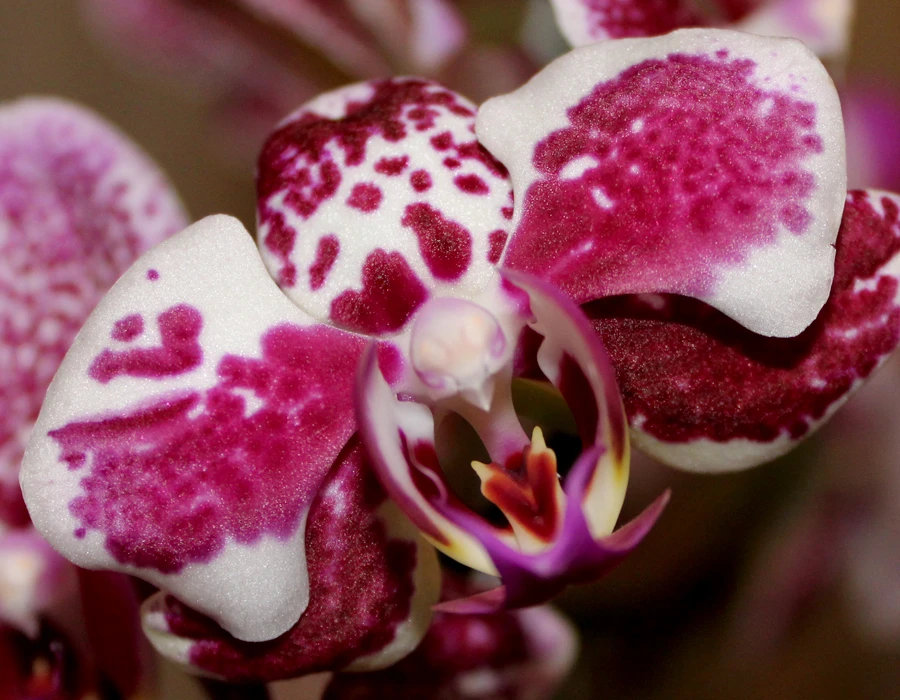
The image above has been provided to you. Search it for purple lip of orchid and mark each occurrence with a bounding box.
[16,27,900,686]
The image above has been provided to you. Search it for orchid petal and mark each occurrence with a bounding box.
[549,0,705,45]
[141,440,440,682]
[346,0,468,73]
[21,215,367,643]
[0,98,186,527]
[478,29,846,337]
[238,0,392,78]
[735,0,855,60]
[324,574,578,700]
[586,190,900,472]
[257,78,513,336]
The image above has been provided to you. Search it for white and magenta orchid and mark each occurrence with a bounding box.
[15,25,900,688]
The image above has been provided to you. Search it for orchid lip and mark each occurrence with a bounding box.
[357,270,664,608]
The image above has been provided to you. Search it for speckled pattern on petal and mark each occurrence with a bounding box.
[0,98,185,526]
[257,78,513,336]
[478,30,846,337]
[143,440,438,683]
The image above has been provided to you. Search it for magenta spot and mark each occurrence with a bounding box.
[346,182,383,213]
[504,53,826,305]
[587,191,900,445]
[443,158,461,169]
[74,527,86,539]
[330,250,429,335]
[111,314,144,342]
[263,212,298,287]
[51,324,366,574]
[431,132,453,150]
[454,174,489,195]
[376,343,405,386]
[410,170,432,192]
[487,230,509,264]
[147,269,160,281]
[309,235,340,291]
[502,207,514,221]
[375,156,409,176]
[401,203,473,281]
[89,305,202,384]
[157,443,418,681]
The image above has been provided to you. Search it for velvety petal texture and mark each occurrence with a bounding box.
[587,190,900,472]
[478,29,846,337]
[21,216,366,643]
[0,98,186,527]
[142,440,439,682]
[257,78,513,336]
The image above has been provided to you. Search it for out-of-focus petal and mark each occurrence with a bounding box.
[21,216,367,643]
[257,78,513,336]
[241,0,467,77]
[141,439,440,682]
[844,82,900,192]
[324,574,578,700]
[347,0,468,73]
[735,0,855,61]
[0,98,186,527]
[81,0,318,156]
[586,190,900,472]
[549,0,705,45]
[238,0,392,77]
[0,528,76,638]
[478,29,846,337]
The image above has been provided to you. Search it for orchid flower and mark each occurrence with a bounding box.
[17,24,900,687]
[0,98,187,696]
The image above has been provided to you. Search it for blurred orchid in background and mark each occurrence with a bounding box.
[0,98,186,697]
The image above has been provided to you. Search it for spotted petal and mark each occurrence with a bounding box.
[478,29,846,337]
[587,190,900,472]
[21,215,367,643]
[357,270,666,607]
[0,98,186,527]
[257,78,514,336]
[141,440,440,682]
